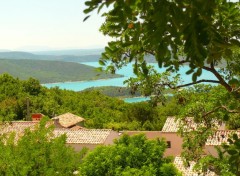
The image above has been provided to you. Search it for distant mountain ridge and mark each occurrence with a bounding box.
[32,48,104,56]
[0,50,156,63]
[0,51,101,62]
[0,59,122,83]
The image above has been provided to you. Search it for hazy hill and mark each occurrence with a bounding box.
[32,48,104,56]
[0,51,44,60]
[0,51,101,62]
[0,59,122,83]
[0,50,157,63]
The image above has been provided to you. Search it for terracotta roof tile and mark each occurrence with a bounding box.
[162,117,179,132]
[54,129,112,144]
[206,130,240,146]
[162,117,225,133]
[174,156,215,176]
[0,121,41,143]
[1,121,111,145]
[53,113,85,128]
[70,125,84,130]
[0,121,39,134]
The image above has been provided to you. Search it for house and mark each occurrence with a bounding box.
[0,121,119,150]
[54,128,119,151]
[160,116,228,157]
[120,130,183,156]
[1,116,238,176]
[122,117,240,176]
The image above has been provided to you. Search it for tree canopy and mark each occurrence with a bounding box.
[84,0,239,95]
[0,117,80,175]
[79,134,181,176]
[0,73,179,130]
[84,0,240,174]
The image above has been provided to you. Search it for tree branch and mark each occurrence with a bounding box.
[161,79,220,89]
[233,86,240,92]
[203,62,233,92]
[203,105,239,117]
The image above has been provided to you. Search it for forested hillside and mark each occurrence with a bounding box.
[83,86,141,97]
[0,59,122,83]
[0,74,180,130]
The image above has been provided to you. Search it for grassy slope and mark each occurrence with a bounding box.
[0,59,122,83]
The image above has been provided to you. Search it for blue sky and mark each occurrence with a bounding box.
[0,0,109,51]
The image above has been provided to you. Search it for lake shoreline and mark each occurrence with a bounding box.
[41,75,124,85]
[43,62,218,102]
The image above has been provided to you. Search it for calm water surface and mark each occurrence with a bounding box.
[43,62,217,102]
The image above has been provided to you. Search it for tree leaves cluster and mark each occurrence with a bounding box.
[0,117,80,175]
[79,134,182,176]
[84,0,240,174]
[0,121,181,175]
[85,0,239,86]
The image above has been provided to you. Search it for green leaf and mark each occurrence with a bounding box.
[101,53,109,60]
[83,8,93,14]
[232,133,238,141]
[192,72,197,82]
[98,3,105,14]
[186,69,194,75]
[141,62,148,75]
[99,60,106,66]
[196,68,202,76]
[105,47,113,54]
[83,15,90,22]
[228,78,239,86]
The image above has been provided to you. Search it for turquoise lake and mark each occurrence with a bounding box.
[43,62,218,102]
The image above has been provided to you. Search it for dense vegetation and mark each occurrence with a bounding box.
[83,86,141,97]
[0,118,81,175]
[0,118,180,175]
[0,59,122,83]
[0,0,239,173]
[0,73,179,130]
[80,134,181,176]
[85,0,240,174]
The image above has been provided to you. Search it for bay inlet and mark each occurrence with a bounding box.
[43,62,218,102]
